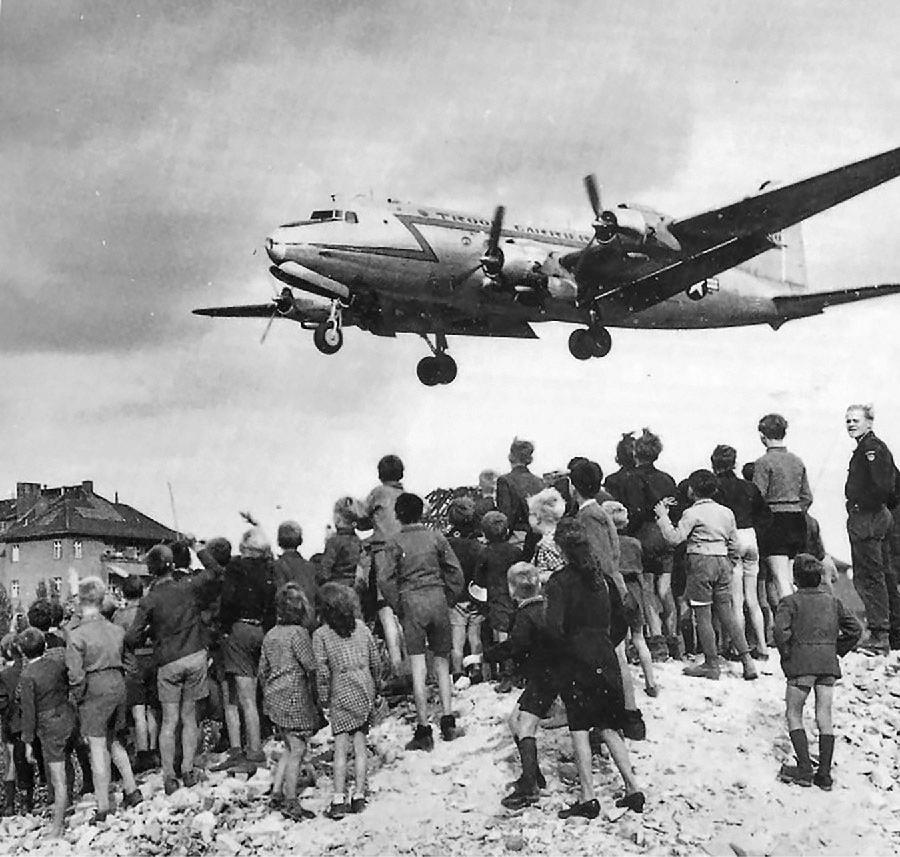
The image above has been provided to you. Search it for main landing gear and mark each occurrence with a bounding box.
[568,324,612,360]
[417,332,458,386]
[313,300,343,355]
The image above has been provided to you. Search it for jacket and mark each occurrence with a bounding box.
[319,528,363,588]
[497,466,544,532]
[219,556,277,632]
[273,550,319,613]
[753,446,813,513]
[846,431,897,511]
[773,587,862,678]
[359,481,404,541]
[381,524,465,610]
[575,500,620,579]
[657,497,740,558]
[483,596,561,681]
[715,470,771,531]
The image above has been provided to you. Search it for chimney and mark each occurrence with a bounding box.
[15,482,42,520]
[82,480,94,495]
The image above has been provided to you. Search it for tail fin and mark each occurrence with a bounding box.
[741,223,807,292]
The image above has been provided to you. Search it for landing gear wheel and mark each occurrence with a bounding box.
[568,329,594,361]
[435,354,458,384]
[416,356,442,386]
[589,326,612,357]
[313,321,343,355]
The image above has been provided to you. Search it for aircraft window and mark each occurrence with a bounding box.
[310,209,344,222]
[345,211,358,224]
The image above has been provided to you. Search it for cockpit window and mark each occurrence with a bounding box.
[345,211,358,224]
[310,209,343,221]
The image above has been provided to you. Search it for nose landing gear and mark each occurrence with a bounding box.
[313,300,344,355]
[568,324,612,360]
[417,332,457,386]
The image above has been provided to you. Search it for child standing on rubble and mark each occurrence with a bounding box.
[774,554,861,790]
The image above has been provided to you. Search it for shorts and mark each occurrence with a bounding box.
[787,674,836,689]
[399,588,452,658]
[684,554,733,607]
[79,670,127,739]
[157,649,209,705]
[734,528,760,577]
[759,511,807,559]
[559,669,624,733]
[517,671,562,720]
[222,621,264,677]
[36,704,76,763]
[125,652,158,708]
[623,575,647,633]
[450,602,485,633]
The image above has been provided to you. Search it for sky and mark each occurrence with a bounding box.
[2,0,900,557]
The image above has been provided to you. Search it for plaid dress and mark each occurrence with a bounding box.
[313,620,379,735]
[258,625,320,733]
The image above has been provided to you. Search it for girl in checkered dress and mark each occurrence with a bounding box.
[313,583,380,820]
[258,584,321,821]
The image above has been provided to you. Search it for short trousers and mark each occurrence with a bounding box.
[399,588,452,658]
[79,670,127,739]
[623,575,647,633]
[734,528,760,577]
[157,648,209,705]
[760,511,807,559]
[450,602,485,631]
[36,704,76,763]
[643,547,674,578]
[517,671,562,720]
[788,674,836,689]
[222,621,264,677]
[559,670,624,733]
[684,554,733,606]
[125,653,158,708]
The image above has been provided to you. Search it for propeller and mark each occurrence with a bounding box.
[451,204,507,287]
[584,174,619,243]
[259,287,295,344]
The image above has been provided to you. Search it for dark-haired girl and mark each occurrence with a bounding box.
[258,584,319,821]
[313,583,380,820]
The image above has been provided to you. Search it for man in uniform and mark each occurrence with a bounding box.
[845,404,900,654]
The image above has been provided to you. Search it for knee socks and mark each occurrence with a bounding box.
[518,737,539,791]
[789,729,812,772]
[818,733,835,774]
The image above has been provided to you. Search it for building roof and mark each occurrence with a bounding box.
[0,499,15,522]
[4,483,178,544]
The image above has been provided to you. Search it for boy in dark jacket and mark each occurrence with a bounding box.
[319,497,363,589]
[485,563,557,810]
[382,493,464,750]
[0,633,34,815]
[774,554,861,790]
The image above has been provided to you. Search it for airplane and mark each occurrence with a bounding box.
[194,146,900,385]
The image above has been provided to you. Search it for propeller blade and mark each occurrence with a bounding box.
[487,205,505,256]
[260,310,277,345]
[584,174,601,219]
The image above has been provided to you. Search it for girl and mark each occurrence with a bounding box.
[313,583,380,820]
[258,584,320,821]
[527,488,567,584]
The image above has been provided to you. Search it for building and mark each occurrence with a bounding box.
[0,480,179,610]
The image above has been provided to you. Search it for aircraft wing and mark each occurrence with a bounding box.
[772,283,900,319]
[193,303,277,319]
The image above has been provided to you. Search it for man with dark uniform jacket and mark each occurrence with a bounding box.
[845,404,900,654]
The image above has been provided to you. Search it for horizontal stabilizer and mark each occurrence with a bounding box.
[773,283,900,318]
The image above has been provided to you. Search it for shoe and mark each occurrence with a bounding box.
[244,750,266,764]
[622,709,646,741]
[858,632,890,655]
[813,771,833,791]
[163,776,180,796]
[721,649,742,662]
[501,785,539,810]
[405,724,434,752]
[506,771,547,791]
[440,714,457,742]
[324,801,349,820]
[615,791,645,813]
[683,662,720,680]
[779,764,813,787]
[889,635,900,651]
[349,796,366,813]
[269,792,286,810]
[645,684,659,698]
[283,800,316,820]
[89,809,109,825]
[496,677,514,694]
[742,662,759,681]
[558,798,600,820]
[750,649,770,661]
[648,636,669,662]
[210,749,245,772]
[181,769,203,788]
[121,789,143,809]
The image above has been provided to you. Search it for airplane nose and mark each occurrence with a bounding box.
[265,235,286,264]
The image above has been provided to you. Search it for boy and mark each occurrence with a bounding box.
[0,634,34,815]
[381,493,464,750]
[486,563,556,809]
[475,511,522,692]
[774,554,861,789]
[320,497,363,589]
[18,627,75,837]
[654,469,759,681]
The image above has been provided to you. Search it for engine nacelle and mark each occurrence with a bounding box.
[485,239,548,288]
[275,287,295,316]
[612,206,650,245]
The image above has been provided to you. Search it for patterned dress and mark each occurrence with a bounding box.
[313,620,379,735]
[258,625,320,734]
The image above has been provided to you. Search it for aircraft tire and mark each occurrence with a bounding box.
[313,322,343,355]
[589,326,612,358]
[568,329,593,361]
[416,356,441,386]
[435,355,458,384]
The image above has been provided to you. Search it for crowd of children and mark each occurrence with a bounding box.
[0,417,875,837]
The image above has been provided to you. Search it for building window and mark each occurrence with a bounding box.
[10,580,19,599]
[53,540,62,560]
[74,540,83,560]
[52,577,62,595]
[11,545,19,563]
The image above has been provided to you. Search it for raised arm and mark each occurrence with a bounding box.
[65,634,87,703]
[835,598,863,656]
